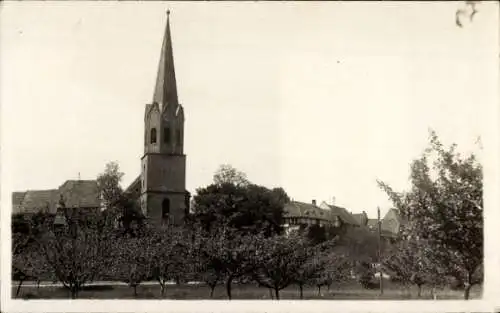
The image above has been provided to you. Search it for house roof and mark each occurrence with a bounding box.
[284,201,331,221]
[58,180,100,209]
[13,180,101,214]
[351,212,368,226]
[381,208,406,235]
[323,204,359,225]
[13,189,59,214]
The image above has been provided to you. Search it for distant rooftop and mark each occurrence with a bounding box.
[12,180,101,214]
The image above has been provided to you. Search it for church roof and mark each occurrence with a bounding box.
[152,10,179,109]
[124,175,141,194]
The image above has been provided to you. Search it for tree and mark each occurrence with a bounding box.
[112,234,155,297]
[36,196,114,299]
[292,243,327,299]
[383,239,428,297]
[191,183,286,236]
[192,224,257,300]
[97,161,124,209]
[149,226,192,297]
[312,251,351,296]
[12,232,51,298]
[251,233,312,300]
[12,213,56,298]
[191,226,227,298]
[378,130,482,300]
[213,164,250,186]
[97,162,145,236]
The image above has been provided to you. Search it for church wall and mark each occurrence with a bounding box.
[143,154,186,192]
[143,192,185,226]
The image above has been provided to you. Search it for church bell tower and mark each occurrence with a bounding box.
[141,11,187,226]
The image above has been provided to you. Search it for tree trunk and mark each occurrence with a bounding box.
[161,284,166,297]
[133,285,138,298]
[209,284,216,298]
[226,277,233,300]
[464,283,472,300]
[274,287,280,300]
[417,284,422,298]
[71,287,78,299]
[299,284,303,299]
[431,286,438,300]
[15,279,24,298]
[269,288,274,299]
[317,285,321,296]
[37,280,41,290]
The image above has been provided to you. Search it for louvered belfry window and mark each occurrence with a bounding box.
[150,128,157,144]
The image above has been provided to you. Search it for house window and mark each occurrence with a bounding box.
[164,127,171,144]
[150,128,157,144]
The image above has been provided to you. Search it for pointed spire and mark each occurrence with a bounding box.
[153,9,178,110]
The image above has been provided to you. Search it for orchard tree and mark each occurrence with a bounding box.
[193,224,257,300]
[12,233,52,298]
[150,226,192,297]
[112,234,156,297]
[378,130,482,300]
[293,244,326,299]
[252,233,312,300]
[383,239,428,297]
[213,164,250,186]
[36,196,114,299]
[191,226,227,298]
[313,252,351,296]
[12,213,58,297]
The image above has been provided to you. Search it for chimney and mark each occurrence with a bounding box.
[312,199,317,206]
[331,197,336,205]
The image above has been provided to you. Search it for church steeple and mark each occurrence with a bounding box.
[153,10,178,110]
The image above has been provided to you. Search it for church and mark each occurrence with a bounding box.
[12,11,189,226]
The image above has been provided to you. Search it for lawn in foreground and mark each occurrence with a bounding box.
[13,281,481,300]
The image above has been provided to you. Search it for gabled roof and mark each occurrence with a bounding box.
[12,189,59,214]
[381,208,406,235]
[13,180,101,215]
[323,204,359,225]
[351,212,368,226]
[284,201,331,221]
[58,180,100,209]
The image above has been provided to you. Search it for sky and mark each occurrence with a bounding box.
[1,2,498,219]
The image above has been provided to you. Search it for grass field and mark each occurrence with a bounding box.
[13,280,481,300]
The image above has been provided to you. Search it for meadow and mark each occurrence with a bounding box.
[13,280,481,300]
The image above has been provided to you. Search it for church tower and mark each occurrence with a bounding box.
[141,11,187,226]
